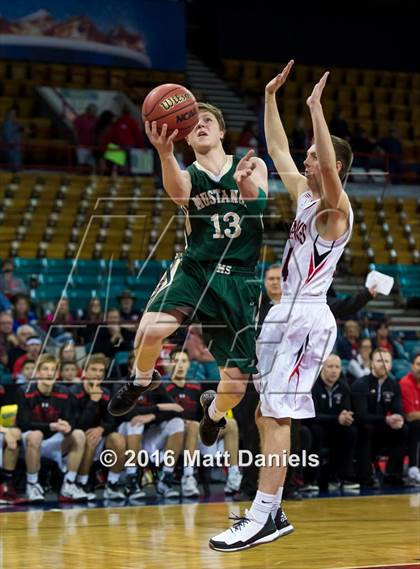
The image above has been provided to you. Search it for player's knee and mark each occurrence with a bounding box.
[106,432,126,453]
[71,429,86,447]
[186,420,199,434]
[167,417,185,435]
[26,430,43,447]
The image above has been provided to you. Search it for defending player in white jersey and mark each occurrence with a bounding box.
[210,61,354,551]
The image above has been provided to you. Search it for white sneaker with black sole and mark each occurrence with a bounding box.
[157,472,180,498]
[209,509,280,552]
[26,483,45,503]
[59,481,88,502]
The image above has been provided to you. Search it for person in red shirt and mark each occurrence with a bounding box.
[400,352,420,484]
[110,105,144,174]
[73,104,97,167]
[372,322,397,357]
[12,336,41,378]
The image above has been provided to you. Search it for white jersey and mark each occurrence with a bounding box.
[281,190,353,301]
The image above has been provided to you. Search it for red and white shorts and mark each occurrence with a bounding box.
[255,299,336,419]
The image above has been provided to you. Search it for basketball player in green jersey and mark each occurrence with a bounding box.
[108,103,268,449]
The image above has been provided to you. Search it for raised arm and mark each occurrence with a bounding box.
[306,72,350,215]
[264,60,307,199]
[233,149,268,200]
[145,121,192,207]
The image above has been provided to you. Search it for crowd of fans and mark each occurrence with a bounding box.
[0,261,419,505]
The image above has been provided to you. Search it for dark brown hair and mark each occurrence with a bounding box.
[331,135,353,181]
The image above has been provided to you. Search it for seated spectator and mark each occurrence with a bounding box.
[72,353,128,501]
[43,298,75,344]
[166,348,242,496]
[15,358,35,385]
[0,311,18,368]
[0,292,11,312]
[304,354,358,492]
[399,352,420,485]
[372,322,397,358]
[351,348,407,486]
[0,382,21,503]
[347,337,372,383]
[238,121,258,150]
[12,336,42,379]
[92,308,134,359]
[59,342,82,377]
[351,125,377,171]
[185,325,220,388]
[336,320,360,361]
[378,126,402,183]
[0,259,28,299]
[16,354,89,502]
[60,361,81,385]
[330,108,351,141]
[73,103,97,168]
[12,293,37,331]
[117,290,142,322]
[78,297,103,344]
[7,325,36,372]
[116,354,184,498]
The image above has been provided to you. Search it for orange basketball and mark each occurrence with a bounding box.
[141,83,199,141]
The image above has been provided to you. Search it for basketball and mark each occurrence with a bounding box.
[141,83,199,141]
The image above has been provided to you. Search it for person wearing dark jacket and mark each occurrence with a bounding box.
[16,354,87,503]
[304,354,359,491]
[91,308,134,359]
[351,348,407,486]
[115,355,185,498]
[72,353,131,501]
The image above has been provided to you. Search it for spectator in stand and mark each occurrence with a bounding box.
[11,293,37,332]
[290,116,309,169]
[94,110,116,174]
[238,121,258,151]
[351,348,407,486]
[12,336,42,379]
[79,297,103,344]
[351,125,377,172]
[0,109,23,171]
[44,298,75,344]
[60,361,80,385]
[15,358,35,385]
[399,352,420,485]
[7,325,36,372]
[0,292,11,312]
[0,383,22,503]
[372,321,397,358]
[0,311,19,368]
[185,325,220,388]
[0,259,28,299]
[336,320,360,361]
[378,126,402,183]
[304,354,359,492]
[59,343,82,377]
[92,308,134,359]
[73,104,98,169]
[72,353,129,501]
[330,108,351,141]
[347,337,373,383]
[117,290,142,322]
[111,105,144,173]
[16,353,89,503]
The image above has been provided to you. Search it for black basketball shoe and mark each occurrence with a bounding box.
[273,507,294,537]
[107,371,161,416]
[199,390,226,446]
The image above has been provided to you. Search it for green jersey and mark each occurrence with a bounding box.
[184,155,266,268]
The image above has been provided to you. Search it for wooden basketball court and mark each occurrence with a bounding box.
[1,494,419,569]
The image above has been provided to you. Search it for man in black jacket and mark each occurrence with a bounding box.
[351,347,407,486]
[72,353,129,501]
[17,354,88,503]
[305,354,359,491]
[92,308,135,359]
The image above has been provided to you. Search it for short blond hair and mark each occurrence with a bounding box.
[85,353,108,370]
[36,353,59,370]
[197,102,225,131]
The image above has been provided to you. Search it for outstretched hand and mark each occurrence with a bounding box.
[145,120,179,157]
[233,149,256,185]
[306,71,329,109]
[265,60,294,95]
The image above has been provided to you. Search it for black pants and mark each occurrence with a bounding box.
[357,422,408,479]
[233,379,260,497]
[307,422,357,483]
[407,420,420,467]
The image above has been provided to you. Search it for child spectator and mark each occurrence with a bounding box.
[347,337,372,383]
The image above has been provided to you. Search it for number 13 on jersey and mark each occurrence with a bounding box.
[211,212,242,239]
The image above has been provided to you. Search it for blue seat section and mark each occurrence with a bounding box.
[375,264,420,298]
[403,340,420,360]
[11,258,166,312]
[392,358,412,380]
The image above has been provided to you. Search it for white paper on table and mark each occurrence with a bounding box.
[365,270,394,296]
